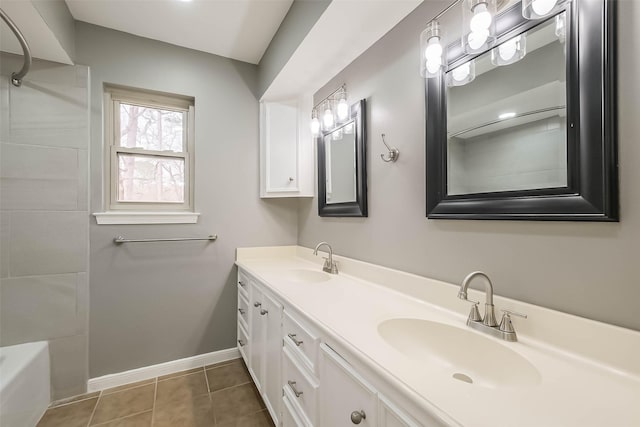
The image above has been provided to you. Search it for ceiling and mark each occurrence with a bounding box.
[65,0,294,64]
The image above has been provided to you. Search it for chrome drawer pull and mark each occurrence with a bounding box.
[238,308,245,315]
[351,410,366,424]
[237,339,245,347]
[238,280,246,287]
[287,380,303,397]
[260,309,268,316]
[254,302,261,308]
[287,333,303,346]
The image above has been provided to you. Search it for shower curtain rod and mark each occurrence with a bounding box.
[0,8,32,87]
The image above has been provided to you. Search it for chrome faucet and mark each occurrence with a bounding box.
[458,271,527,341]
[313,242,338,274]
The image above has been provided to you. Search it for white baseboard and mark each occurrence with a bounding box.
[87,347,240,392]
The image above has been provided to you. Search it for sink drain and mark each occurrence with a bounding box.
[452,373,473,384]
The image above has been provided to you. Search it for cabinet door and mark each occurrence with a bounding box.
[249,285,265,392]
[262,292,283,425]
[320,344,378,427]
[264,101,298,192]
[378,395,421,427]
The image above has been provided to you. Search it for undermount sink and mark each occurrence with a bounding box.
[378,318,541,388]
[282,269,331,284]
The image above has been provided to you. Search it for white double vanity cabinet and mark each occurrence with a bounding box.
[237,268,427,427]
[235,246,640,427]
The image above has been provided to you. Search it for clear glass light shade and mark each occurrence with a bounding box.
[462,0,497,54]
[337,95,349,121]
[310,110,320,136]
[420,21,444,78]
[447,60,476,87]
[491,34,527,66]
[322,102,334,130]
[522,0,569,20]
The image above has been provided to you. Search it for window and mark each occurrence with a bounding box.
[98,86,196,224]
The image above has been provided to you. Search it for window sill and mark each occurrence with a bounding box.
[93,212,200,225]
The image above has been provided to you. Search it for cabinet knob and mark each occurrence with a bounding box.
[350,410,366,424]
[254,302,261,308]
[238,280,246,287]
[289,177,294,182]
[260,309,268,316]
[287,333,303,346]
[238,308,245,315]
[287,380,303,397]
[237,339,245,347]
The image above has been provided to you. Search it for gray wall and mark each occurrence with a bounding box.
[75,23,298,378]
[0,54,90,399]
[32,0,76,61]
[298,0,640,331]
[257,0,331,98]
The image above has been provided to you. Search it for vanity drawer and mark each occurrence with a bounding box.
[282,395,310,427]
[237,293,250,332]
[283,346,319,425]
[283,310,320,374]
[237,324,249,365]
[237,270,250,298]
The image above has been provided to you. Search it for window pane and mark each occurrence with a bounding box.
[117,154,185,203]
[119,103,185,152]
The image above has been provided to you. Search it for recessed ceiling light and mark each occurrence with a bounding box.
[498,112,516,120]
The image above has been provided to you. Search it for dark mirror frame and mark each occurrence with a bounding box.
[318,99,368,217]
[426,0,618,221]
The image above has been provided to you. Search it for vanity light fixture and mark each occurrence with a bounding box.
[322,101,334,129]
[491,34,527,66]
[522,0,569,20]
[420,20,444,78]
[336,88,349,121]
[498,111,516,119]
[463,0,497,54]
[311,85,349,135]
[448,60,476,86]
[310,109,320,136]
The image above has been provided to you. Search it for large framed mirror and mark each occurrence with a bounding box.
[318,99,367,217]
[426,0,618,220]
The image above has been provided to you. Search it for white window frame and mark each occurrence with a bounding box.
[95,86,198,225]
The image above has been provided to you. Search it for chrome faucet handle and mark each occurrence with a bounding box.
[499,309,527,333]
[461,298,482,322]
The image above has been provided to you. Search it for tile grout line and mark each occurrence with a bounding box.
[150,377,158,427]
[91,409,153,427]
[85,390,102,427]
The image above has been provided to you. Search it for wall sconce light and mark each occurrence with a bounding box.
[491,34,527,66]
[311,85,348,136]
[522,0,569,20]
[463,0,497,54]
[447,60,476,86]
[420,20,444,78]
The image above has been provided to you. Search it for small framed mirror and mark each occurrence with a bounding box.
[318,99,367,217]
[426,0,617,221]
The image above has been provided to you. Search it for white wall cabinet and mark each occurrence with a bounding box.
[260,96,314,198]
[238,267,437,427]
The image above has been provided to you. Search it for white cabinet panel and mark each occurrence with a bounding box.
[260,96,314,198]
[320,344,378,427]
[283,309,320,375]
[283,346,319,425]
[249,285,264,392]
[379,395,421,427]
[263,292,283,426]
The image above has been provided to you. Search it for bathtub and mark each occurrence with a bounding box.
[0,341,50,427]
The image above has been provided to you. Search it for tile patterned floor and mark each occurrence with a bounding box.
[38,359,274,427]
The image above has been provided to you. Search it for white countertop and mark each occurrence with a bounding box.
[236,246,640,427]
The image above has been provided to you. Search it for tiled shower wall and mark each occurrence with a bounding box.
[0,53,90,400]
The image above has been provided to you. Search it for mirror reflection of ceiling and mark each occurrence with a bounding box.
[447,16,566,138]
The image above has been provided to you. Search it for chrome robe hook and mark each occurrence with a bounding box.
[380,134,400,162]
